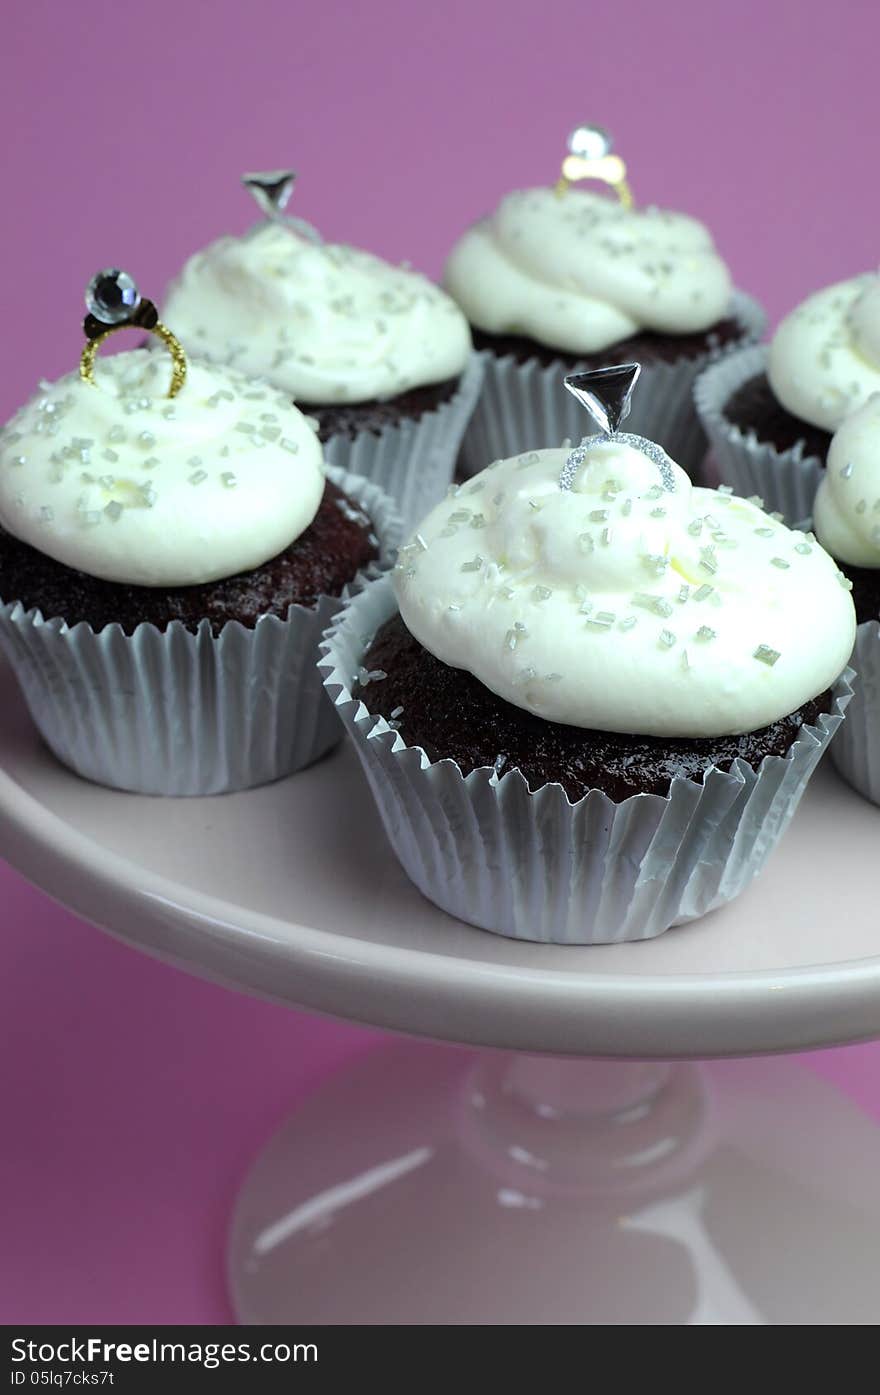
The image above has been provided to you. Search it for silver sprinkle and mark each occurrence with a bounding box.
[696,625,716,641]
[753,644,781,667]
[632,593,673,618]
[586,611,615,630]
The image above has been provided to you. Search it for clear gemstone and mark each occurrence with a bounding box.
[567,123,613,160]
[85,269,140,325]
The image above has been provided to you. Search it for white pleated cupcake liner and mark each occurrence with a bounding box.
[319,575,853,945]
[830,620,880,807]
[0,466,402,796]
[694,344,826,524]
[320,352,484,532]
[457,290,765,481]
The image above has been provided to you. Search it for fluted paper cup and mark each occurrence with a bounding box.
[320,575,852,945]
[0,467,402,796]
[321,353,484,532]
[695,344,826,524]
[830,620,880,807]
[457,291,765,482]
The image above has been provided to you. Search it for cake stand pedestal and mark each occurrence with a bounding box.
[1,665,879,1325]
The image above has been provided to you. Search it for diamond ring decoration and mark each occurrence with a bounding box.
[80,270,188,399]
[241,169,323,245]
[556,123,634,207]
[558,363,676,493]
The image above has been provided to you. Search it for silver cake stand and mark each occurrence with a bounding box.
[2,661,880,1326]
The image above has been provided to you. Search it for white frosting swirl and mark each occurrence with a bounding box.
[767,273,880,432]
[0,349,325,587]
[814,392,880,567]
[394,441,854,737]
[443,188,733,355]
[162,222,471,405]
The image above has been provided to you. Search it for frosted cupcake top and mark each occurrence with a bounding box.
[393,438,854,738]
[814,393,880,568]
[767,273,880,433]
[443,188,733,355]
[162,223,472,405]
[0,349,325,588]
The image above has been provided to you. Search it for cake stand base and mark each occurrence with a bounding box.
[228,1043,880,1325]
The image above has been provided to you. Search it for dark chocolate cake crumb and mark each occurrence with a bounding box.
[723,372,832,463]
[306,376,460,443]
[0,479,379,637]
[471,316,746,371]
[359,614,831,803]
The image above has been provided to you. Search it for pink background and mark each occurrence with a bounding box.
[2,0,880,1322]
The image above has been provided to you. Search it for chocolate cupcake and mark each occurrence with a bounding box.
[321,368,853,944]
[161,171,483,529]
[811,394,880,805]
[443,127,763,478]
[0,280,401,795]
[696,272,880,523]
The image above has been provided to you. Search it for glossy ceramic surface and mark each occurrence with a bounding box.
[1,662,879,1059]
[230,1043,880,1324]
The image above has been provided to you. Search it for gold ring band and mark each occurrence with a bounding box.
[80,318,187,398]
